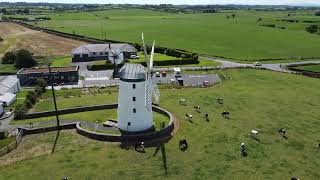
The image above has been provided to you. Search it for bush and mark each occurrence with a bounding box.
[15,49,36,68]
[36,78,47,92]
[26,91,37,104]
[315,11,320,16]
[0,36,3,41]
[14,104,28,119]
[24,99,33,109]
[1,51,16,64]
[306,25,318,34]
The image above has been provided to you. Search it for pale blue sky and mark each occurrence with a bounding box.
[1,0,320,6]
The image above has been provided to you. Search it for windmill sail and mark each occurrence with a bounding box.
[145,80,152,111]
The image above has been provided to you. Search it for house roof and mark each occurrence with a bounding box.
[72,43,137,54]
[0,76,19,95]
[119,63,146,81]
[17,66,79,74]
[0,93,16,105]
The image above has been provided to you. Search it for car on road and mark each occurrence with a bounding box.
[203,80,209,87]
[155,72,161,77]
[253,62,262,66]
[130,54,140,59]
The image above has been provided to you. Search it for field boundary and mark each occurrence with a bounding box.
[0,129,23,157]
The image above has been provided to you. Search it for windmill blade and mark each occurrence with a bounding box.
[149,41,155,70]
[142,32,149,68]
[145,80,153,111]
[152,80,160,105]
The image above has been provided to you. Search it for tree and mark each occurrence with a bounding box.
[36,78,47,92]
[305,25,318,34]
[15,49,36,68]
[257,18,262,22]
[26,91,37,104]
[231,14,236,19]
[14,104,28,119]
[1,51,16,64]
[315,11,320,16]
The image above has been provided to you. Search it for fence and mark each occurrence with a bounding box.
[0,129,23,157]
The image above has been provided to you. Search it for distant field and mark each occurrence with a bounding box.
[1,69,320,179]
[292,64,320,73]
[20,9,320,61]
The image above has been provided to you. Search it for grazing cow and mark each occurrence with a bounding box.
[250,130,259,138]
[179,98,186,104]
[278,128,286,136]
[186,114,193,120]
[205,113,209,120]
[194,105,201,112]
[240,143,246,155]
[221,111,230,119]
[135,142,145,152]
[217,97,224,104]
[179,139,188,150]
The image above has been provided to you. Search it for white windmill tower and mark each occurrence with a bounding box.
[117,33,160,133]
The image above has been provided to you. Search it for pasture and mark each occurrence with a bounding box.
[291,64,320,73]
[2,69,320,179]
[25,9,320,61]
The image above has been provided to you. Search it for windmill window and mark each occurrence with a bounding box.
[133,108,136,113]
[132,84,136,89]
[128,122,131,126]
[133,97,136,102]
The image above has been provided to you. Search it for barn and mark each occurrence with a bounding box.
[71,43,137,62]
[17,66,79,86]
[0,76,20,106]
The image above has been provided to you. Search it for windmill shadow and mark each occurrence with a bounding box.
[51,130,60,153]
[152,122,168,176]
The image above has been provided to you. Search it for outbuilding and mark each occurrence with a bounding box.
[17,66,79,86]
[0,102,3,116]
[0,76,20,106]
[71,43,137,62]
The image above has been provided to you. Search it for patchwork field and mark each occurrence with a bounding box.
[2,69,320,179]
[0,22,85,57]
[20,9,320,61]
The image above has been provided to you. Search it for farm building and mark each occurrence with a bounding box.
[71,43,138,62]
[17,66,79,86]
[0,76,20,106]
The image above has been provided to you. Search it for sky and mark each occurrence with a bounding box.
[1,0,320,6]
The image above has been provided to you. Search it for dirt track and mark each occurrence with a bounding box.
[0,22,86,57]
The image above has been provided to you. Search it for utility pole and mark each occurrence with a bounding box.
[48,65,60,129]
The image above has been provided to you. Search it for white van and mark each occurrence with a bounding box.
[173,67,182,77]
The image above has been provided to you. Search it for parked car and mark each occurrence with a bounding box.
[162,71,167,77]
[155,72,161,77]
[203,80,209,87]
[253,62,262,66]
[130,54,140,59]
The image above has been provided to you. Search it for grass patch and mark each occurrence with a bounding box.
[51,57,72,67]
[1,69,320,179]
[21,9,320,61]
[292,64,320,73]
[0,136,15,150]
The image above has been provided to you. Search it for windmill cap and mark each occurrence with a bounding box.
[119,64,147,82]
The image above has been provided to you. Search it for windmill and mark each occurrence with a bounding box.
[142,33,160,111]
[116,33,160,133]
[108,44,125,78]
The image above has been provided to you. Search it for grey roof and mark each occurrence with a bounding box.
[119,64,146,81]
[0,76,19,95]
[72,43,137,54]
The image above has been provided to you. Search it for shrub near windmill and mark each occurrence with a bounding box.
[117,33,160,133]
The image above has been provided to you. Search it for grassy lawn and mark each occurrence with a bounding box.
[292,64,320,73]
[51,57,72,67]
[0,69,319,179]
[0,137,15,150]
[20,9,320,61]
[0,63,17,74]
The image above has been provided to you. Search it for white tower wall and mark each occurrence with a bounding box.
[117,80,153,132]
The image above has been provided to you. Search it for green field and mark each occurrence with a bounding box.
[292,64,320,73]
[1,69,320,179]
[0,136,15,150]
[18,9,320,61]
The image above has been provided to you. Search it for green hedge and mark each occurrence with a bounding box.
[87,63,115,71]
